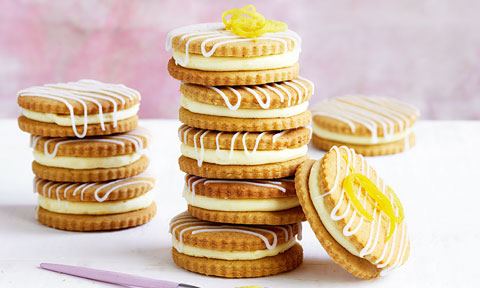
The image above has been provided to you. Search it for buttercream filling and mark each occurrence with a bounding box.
[22,104,139,126]
[181,95,308,118]
[33,150,143,169]
[312,122,410,145]
[180,144,307,165]
[184,189,299,211]
[38,189,154,215]
[309,160,361,257]
[172,50,299,71]
[173,238,297,260]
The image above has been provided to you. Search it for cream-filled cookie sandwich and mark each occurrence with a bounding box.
[312,95,420,156]
[295,146,410,279]
[179,77,313,132]
[170,211,303,278]
[18,79,140,138]
[166,6,301,86]
[34,173,156,231]
[184,175,305,225]
[178,125,310,179]
[30,128,150,182]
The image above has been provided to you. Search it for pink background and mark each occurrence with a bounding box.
[1,0,479,119]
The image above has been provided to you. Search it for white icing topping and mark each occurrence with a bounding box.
[169,212,299,253]
[18,79,140,138]
[179,125,310,167]
[202,78,313,111]
[166,22,301,66]
[33,173,155,202]
[313,95,419,143]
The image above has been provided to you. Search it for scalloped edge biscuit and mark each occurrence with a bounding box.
[295,159,381,279]
[168,58,299,86]
[180,79,312,109]
[18,115,138,137]
[179,108,311,132]
[184,175,296,199]
[32,154,150,182]
[32,130,149,157]
[34,175,155,202]
[311,132,415,156]
[188,205,305,225]
[179,155,308,179]
[172,243,303,278]
[37,202,156,231]
[179,125,311,151]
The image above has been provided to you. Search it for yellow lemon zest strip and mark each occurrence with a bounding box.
[222,5,288,38]
[343,175,374,221]
[388,186,405,223]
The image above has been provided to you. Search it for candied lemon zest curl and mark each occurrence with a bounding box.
[341,155,404,242]
[222,5,288,38]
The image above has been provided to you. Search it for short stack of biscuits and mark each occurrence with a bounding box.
[166,22,314,277]
[17,80,156,231]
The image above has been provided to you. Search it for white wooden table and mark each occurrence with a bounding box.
[1,119,478,287]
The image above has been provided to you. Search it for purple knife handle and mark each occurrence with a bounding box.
[40,263,180,288]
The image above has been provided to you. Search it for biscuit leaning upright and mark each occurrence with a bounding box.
[295,146,411,279]
[17,80,157,231]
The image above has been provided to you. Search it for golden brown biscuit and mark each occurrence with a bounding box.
[179,155,307,179]
[17,79,141,138]
[33,154,150,182]
[18,115,138,138]
[169,211,303,278]
[295,146,410,279]
[31,127,150,157]
[184,174,296,199]
[168,59,299,86]
[311,95,419,155]
[311,132,416,156]
[180,78,313,110]
[172,244,303,278]
[37,202,156,231]
[188,206,305,225]
[179,107,311,132]
[179,125,311,151]
[34,173,155,202]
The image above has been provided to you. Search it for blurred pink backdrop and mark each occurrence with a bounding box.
[1,0,479,119]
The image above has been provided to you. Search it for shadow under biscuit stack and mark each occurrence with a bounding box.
[17,80,157,231]
[166,14,315,277]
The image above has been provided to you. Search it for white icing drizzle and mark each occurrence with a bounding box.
[166,22,301,66]
[31,128,149,158]
[179,125,303,167]
[33,173,154,202]
[199,78,312,111]
[313,95,419,143]
[18,79,140,138]
[169,213,298,253]
[314,146,409,271]
[185,174,288,194]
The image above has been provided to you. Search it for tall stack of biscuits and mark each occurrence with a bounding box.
[166,14,314,278]
[17,80,156,231]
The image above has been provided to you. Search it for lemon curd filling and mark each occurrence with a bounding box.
[181,95,308,118]
[33,150,143,169]
[172,50,299,71]
[184,189,300,212]
[22,104,139,126]
[312,122,410,145]
[38,189,154,215]
[180,144,307,165]
[173,238,296,260]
